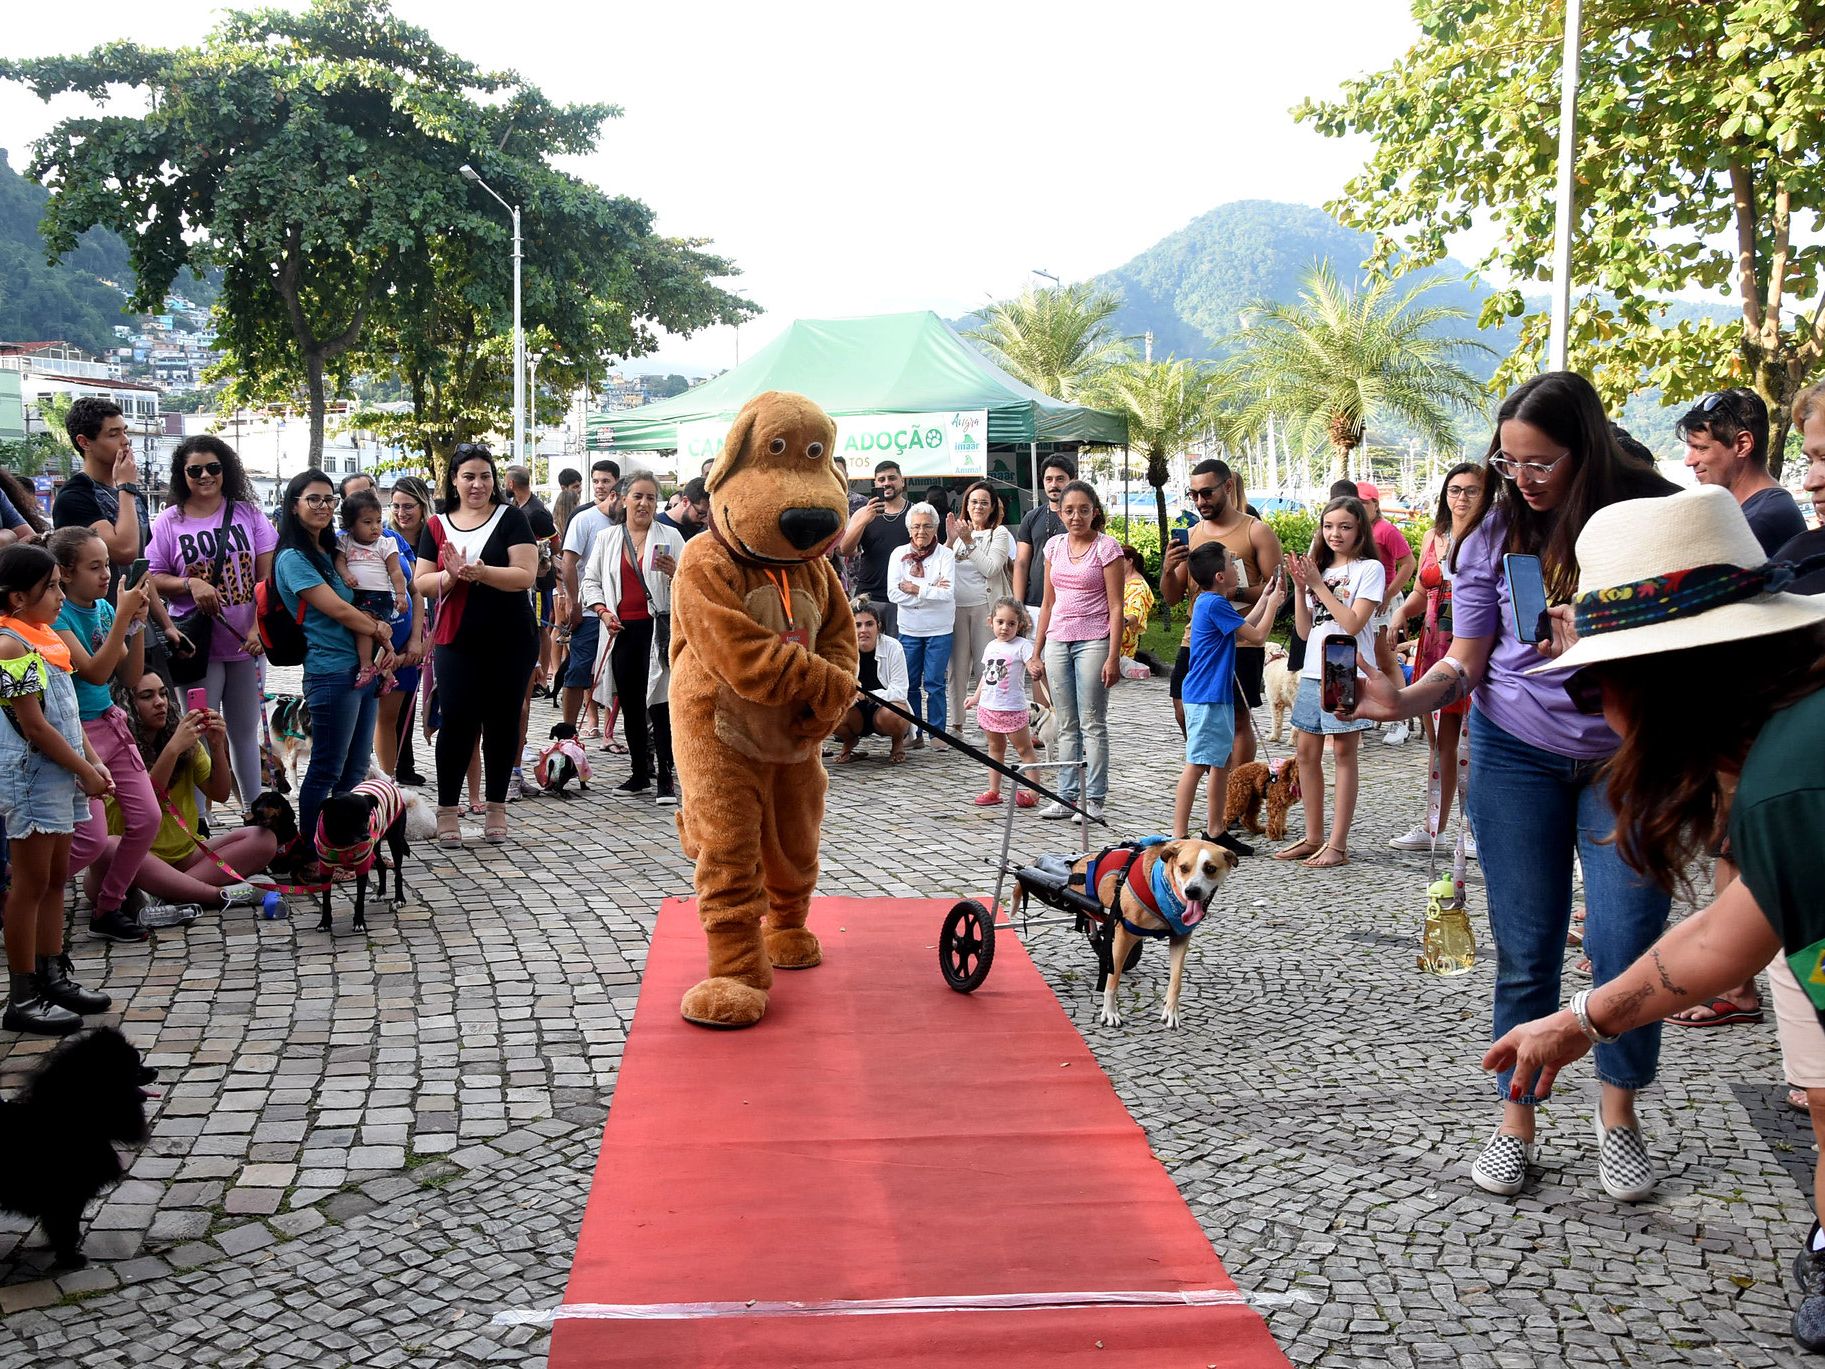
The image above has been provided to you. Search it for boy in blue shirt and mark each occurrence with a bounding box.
[1174,542,1284,845]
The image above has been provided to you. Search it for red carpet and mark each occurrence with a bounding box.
[551,897,1293,1368]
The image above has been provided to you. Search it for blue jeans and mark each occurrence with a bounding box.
[899,631,953,735]
[1467,706,1670,1104]
[1045,638,1110,803]
[300,668,381,855]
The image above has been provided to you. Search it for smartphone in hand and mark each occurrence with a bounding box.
[1321,637,1358,713]
[186,687,209,715]
[1170,527,1189,547]
[1503,553,1551,644]
[124,557,150,591]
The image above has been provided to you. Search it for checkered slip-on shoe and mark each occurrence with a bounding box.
[1593,1110,1657,1201]
[1471,1128,1537,1196]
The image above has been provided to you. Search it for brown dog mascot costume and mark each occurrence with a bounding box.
[669,391,858,1028]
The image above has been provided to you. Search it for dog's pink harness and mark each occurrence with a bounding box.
[535,738,592,789]
[313,777,404,875]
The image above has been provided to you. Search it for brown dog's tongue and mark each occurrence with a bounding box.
[1183,897,1207,924]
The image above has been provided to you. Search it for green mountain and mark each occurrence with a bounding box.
[0,152,218,355]
[1087,199,1513,369]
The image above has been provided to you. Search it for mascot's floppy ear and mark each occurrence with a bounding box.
[706,394,766,494]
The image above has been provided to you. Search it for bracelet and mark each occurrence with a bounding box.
[1570,988,1619,1044]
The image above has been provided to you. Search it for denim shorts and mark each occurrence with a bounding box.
[1184,699,1237,766]
[1290,675,1373,736]
[0,750,90,838]
[563,615,601,689]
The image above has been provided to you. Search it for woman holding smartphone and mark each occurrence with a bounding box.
[1350,371,1678,1201]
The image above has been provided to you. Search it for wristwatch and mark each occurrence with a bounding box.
[1570,988,1619,1044]
[118,482,141,495]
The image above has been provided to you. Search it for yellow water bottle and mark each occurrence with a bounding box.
[1419,876,1476,976]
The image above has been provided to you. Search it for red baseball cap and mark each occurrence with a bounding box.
[1355,481,1381,501]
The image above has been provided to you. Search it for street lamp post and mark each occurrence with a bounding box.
[527,348,548,483]
[1032,268,1059,289]
[1547,0,1583,373]
[460,163,524,462]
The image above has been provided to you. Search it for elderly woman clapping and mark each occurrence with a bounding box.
[886,502,956,746]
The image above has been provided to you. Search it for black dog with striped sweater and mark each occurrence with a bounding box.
[314,775,410,933]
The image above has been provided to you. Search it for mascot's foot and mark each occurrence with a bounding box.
[681,977,769,1029]
[765,925,822,970]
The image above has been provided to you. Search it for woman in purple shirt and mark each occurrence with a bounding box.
[1354,372,1678,1202]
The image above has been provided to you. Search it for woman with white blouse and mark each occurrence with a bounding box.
[946,479,1014,728]
[887,503,957,746]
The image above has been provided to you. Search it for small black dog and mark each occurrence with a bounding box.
[248,790,307,881]
[0,1028,158,1269]
[314,776,409,934]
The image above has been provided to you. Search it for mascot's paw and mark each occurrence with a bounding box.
[681,977,769,1029]
[765,925,822,970]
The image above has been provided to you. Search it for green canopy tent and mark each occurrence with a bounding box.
[588,311,1126,501]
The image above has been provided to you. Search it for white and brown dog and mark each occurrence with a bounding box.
[1072,836,1237,1029]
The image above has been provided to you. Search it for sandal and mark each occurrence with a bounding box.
[1016,790,1036,809]
[1274,839,1324,862]
[601,737,628,755]
[1788,1087,1812,1113]
[581,725,602,741]
[1304,845,1350,868]
[1667,996,1764,1028]
[972,791,1002,807]
[484,802,508,844]
[435,805,462,846]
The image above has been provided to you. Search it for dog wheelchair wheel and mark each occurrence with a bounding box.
[939,899,996,993]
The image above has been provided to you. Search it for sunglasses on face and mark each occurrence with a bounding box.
[186,462,223,479]
[1189,486,1220,500]
[1564,669,1604,715]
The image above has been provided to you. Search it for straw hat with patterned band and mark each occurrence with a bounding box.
[1529,485,1825,682]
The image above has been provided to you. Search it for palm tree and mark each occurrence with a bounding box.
[965,283,1131,400]
[1080,358,1233,559]
[1229,264,1491,484]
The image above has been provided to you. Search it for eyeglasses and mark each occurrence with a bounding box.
[1563,668,1605,716]
[300,494,338,508]
[1445,484,1480,499]
[389,502,419,514]
[1489,453,1570,484]
[185,462,223,479]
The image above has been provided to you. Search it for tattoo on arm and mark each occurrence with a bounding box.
[1415,661,1472,709]
[1605,983,1655,1030]
[1650,949,1690,997]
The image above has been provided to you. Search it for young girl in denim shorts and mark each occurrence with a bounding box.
[0,544,119,1036]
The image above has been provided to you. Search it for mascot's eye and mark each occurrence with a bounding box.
[768,437,787,456]
[806,441,825,460]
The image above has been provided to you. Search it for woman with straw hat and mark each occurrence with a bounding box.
[1485,482,1825,1351]
[1350,371,1679,1202]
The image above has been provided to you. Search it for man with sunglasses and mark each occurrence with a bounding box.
[1162,458,1283,773]
[1678,388,1805,556]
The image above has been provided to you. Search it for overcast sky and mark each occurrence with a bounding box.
[3,0,1425,375]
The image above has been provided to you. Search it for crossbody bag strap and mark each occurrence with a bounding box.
[621,528,660,617]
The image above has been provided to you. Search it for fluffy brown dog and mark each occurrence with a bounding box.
[1225,757,1301,841]
[670,391,858,1029]
[1072,838,1236,1029]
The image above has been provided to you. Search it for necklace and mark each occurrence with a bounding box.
[1065,534,1097,563]
[879,501,904,523]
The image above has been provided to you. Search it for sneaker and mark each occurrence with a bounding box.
[655,784,678,807]
[396,767,427,787]
[1471,1128,1537,1196]
[1038,801,1072,821]
[139,901,204,929]
[1796,1291,1825,1354]
[518,769,543,800]
[1388,822,1443,851]
[1791,1224,1824,1288]
[89,907,150,944]
[615,775,653,795]
[1592,1109,1656,1201]
[1382,722,1411,746]
[216,882,260,909]
[1464,829,1479,861]
[1085,800,1105,821]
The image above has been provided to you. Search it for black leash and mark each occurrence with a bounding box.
[856,688,1106,826]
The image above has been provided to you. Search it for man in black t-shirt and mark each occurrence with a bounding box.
[1679,388,1806,554]
[836,459,912,634]
[54,396,186,675]
[507,465,560,796]
[1014,453,1076,609]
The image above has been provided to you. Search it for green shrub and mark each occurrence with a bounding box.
[1107,516,1164,581]
[1264,509,1317,557]
[1400,517,1432,559]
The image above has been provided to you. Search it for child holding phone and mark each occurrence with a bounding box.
[0,544,118,1035]
[49,528,161,943]
[1172,542,1284,843]
[1279,496,1385,867]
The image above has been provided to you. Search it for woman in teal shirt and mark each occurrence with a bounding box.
[273,469,395,869]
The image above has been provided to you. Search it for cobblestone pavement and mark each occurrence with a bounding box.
[0,670,1816,1366]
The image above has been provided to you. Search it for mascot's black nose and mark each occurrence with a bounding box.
[778,506,840,551]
